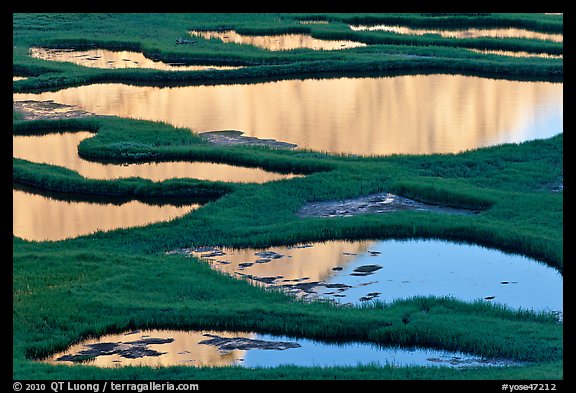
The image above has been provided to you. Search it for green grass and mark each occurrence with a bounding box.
[12,116,563,380]
[12,13,563,381]
[13,110,24,121]
[13,243,562,380]
[293,13,563,32]
[12,13,562,94]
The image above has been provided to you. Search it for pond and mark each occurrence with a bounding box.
[13,131,299,183]
[349,25,563,43]
[29,47,243,71]
[13,188,199,242]
[12,129,298,242]
[179,239,562,315]
[43,329,522,368]
[189,30,366,51]
[13,74,563,156]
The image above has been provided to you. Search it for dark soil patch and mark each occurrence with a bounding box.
[13,100,95,120]
[56,337,174,363]
[199,130,297,149]
[296,191,481,218]
[199,333,301,351]
[254,251,284,259]
[353,265,382,273]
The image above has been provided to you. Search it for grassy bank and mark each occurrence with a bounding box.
[12,114,563,267]
[13,13,563,94]
[14,240,562,380]
[12,13,563,381]
[13,114,563,380]
[293,13,563,32]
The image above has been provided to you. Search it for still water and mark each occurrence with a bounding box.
[43,329,521,368]
[12,132,298,183]
[12,129,297,241]
[189,30,366,51]
[13,74,563,156]
[187,239,562,314]
[349,25,563,43]
[467,48,563,59]
[29,47,243,71]
[13,188,199,242]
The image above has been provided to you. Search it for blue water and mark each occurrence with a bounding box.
[46,329,523,368]
[238,334,519,368]
[316,239,562,314]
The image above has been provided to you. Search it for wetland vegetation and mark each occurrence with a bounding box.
[12,13,563,381]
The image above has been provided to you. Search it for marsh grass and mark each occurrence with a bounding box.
[13,243,562,380]
[12,13,563,380]
[12,116,562,267]
[295,13,563,32]
[12,128,564,380]
[12,13,562,94]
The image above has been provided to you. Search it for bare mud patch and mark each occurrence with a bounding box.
[199,333,301,352]
[13,100,95,120]
[198,130,297,149]
[296,191,481,218]
[56,337,174,363]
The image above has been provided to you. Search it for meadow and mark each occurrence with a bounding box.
[12,13,563,380]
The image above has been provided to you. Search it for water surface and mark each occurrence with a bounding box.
[13,132,298,183]
[13,74,563,156]
[13,189,199,242]
[467,48,563,59]
[44,329,521,368]
[349,25,563,43]
[29,47,242,71]
[189,30,366,51]
[186,239,562,314]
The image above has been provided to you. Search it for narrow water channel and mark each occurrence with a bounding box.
[189,30,366,51]
[13,74,563,156]
[467,48,563,59]
[13,132,298,183]
[348,25,563,43]
[29,47,243,71]
[12,129,299,241]
[43,329,523,368]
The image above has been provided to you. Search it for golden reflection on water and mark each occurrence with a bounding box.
[29,47,242,71]
[14,75,562,156]
[192,241,375,285]
[13,76,27,81]
[467,48,563,59]
[189,30,366,51]
[13,189,199,242]
[43,330,251,368]
[349,25,563,43]
[12,132,297,183]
